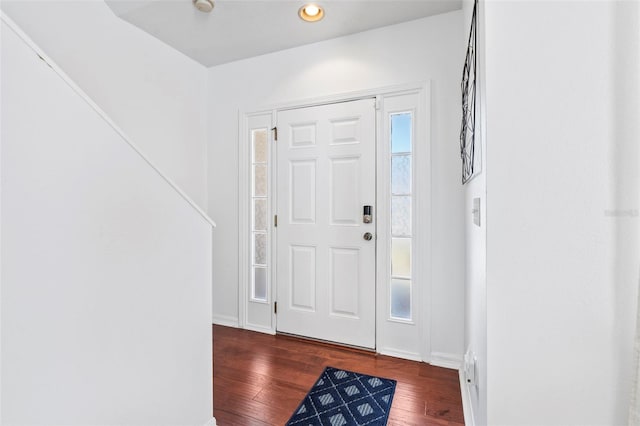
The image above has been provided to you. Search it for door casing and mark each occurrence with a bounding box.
[238,82,431,362]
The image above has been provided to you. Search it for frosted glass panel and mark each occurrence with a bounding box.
[254,164,267,196]
[254,199,267,231]
[391,196,411,237]
[391,238,411,278]
[253,267,267,301]
[391,155,411,195]
[254,233,267,265]
[253,129,268,163]
[390,279,411,320]
[389,112,412,322]
[391,113,411,153]
[249,127,269,304]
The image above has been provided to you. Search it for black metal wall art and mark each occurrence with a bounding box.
[460,0,477,184]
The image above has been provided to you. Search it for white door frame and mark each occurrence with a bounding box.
[238,82,432,362]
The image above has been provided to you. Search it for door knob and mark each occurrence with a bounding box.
[363,232,373,241]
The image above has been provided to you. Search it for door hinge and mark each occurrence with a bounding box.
[274,215,278,227]
[274,301,278,314]
[272,127,278,141]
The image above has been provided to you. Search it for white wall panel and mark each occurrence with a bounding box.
[461,0,487,424]
[1,20,213,425]
[0,1,209,208]
[483,1,640,424]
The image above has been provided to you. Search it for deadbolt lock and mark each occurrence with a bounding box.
[363,205,372,223]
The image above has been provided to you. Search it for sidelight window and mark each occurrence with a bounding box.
[251,128,269,302]
[390,113,412,320]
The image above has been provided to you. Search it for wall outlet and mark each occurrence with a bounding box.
[464,351,478,387]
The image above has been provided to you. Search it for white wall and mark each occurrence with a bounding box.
[207,11,465,359]
[1,19,213,425]
[461,0,487,423]
[0,1,209,208]
[484,1,640,424]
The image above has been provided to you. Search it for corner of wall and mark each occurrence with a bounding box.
[430,352,463,370]
[213,313,239,328]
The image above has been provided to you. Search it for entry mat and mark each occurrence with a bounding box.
[285,366,397,426]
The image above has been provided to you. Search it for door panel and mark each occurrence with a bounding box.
[330,247,360,317]
[276,98,376,349]
[290,160,316,223]
[330,157,360,225]
[290,245,316,311]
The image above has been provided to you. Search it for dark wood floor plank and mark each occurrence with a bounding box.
[213,325,464,425]
[252,382,307,413]
[214,409,272,426]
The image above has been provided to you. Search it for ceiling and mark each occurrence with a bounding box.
[105,0,462,67]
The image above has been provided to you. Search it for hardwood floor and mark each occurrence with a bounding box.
[213,325,464,426]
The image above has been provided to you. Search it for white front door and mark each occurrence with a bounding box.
[275,98,376,349]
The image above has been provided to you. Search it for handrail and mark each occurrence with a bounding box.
[1,12,216,228]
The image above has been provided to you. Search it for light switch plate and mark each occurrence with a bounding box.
[473,197,481,227]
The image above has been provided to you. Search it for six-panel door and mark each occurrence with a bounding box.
[276,98,376,349]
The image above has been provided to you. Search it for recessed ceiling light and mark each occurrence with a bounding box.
[193,0,214,13]
[298,3,324,22]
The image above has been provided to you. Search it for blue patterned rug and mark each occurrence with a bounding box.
[285,366,397,426]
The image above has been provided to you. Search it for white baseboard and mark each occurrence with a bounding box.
[244,323,276,335]
[203,417,216,426]
[212,313,239,328]
[430,352,463,370]
[377,347,422,362]
[459,370,475,426]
